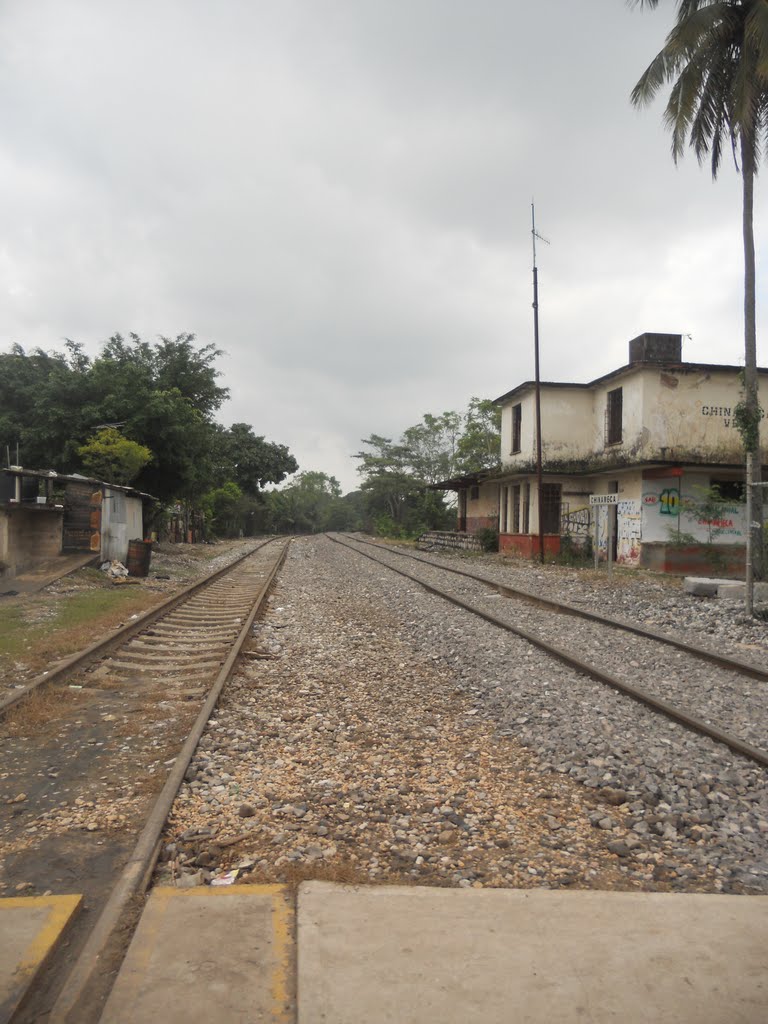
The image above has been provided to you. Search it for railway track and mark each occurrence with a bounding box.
[2,538,289,1024]
[328,533,768,769]
[8,534,765,1022]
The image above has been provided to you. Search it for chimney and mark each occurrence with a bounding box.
[628,332,682,364]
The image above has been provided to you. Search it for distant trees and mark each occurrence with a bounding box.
[201,481,246,539]
[263,471,355,534]
[0,334,299,537]
[1,334,505,543]
[353,397,501,537]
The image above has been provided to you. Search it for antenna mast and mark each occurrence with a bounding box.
[531,202,549,564]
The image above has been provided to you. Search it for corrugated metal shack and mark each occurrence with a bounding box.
[0,467,156,578]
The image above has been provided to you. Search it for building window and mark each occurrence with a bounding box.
[605,387,623,445]
[522,482,530,533]
[499,487,508,533]
[511,404,522,453]
[469,485,480,501]
[541,483,562,534]
[512,484,521,533]
[710,479,745,502]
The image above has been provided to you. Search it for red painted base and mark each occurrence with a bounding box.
[639,543,745,577]
[499,534,561,559]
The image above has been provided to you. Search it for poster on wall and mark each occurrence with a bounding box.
[617,499,641,564]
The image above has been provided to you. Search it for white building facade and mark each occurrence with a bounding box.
[447,333,766,573]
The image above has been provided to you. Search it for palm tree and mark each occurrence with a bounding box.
[630,0,767,582]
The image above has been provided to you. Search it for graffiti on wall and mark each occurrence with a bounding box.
[617,499,641,565]
[592,499,642,565]
[642,480,746,544]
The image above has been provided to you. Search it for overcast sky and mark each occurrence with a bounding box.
[1,1,765,492]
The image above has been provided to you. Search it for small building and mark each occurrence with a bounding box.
[434,333,767,575]
[0,467,156,579]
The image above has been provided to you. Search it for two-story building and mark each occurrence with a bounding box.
[436,333,767,574]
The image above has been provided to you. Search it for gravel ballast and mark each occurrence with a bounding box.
[159,536,768,894]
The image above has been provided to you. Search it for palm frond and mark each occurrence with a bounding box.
[745,0,768,78]
[631,47,679,106]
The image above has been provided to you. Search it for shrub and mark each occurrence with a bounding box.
[475,527,498,552]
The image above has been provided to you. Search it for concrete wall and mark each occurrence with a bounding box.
[463,485,498,535]
[501,388,593,468]
[418,531,483,552]
[640,367,764,462]
[541,390,597,462]
[641,469,748,547]
[465,515,497,534]
[0,507,63,576]
[639,543,745,577]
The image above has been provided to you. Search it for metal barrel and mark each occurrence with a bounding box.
[126,538,152,577]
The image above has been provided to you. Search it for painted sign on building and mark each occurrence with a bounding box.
[642,478,746,545]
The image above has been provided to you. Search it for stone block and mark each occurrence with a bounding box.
[717,580,768,602]
[683,577,733,597]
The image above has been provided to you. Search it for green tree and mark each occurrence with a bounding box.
[213,422,298,494]
[630,0,767,576]
[354,434,415,524]
[456,397,501,472]
[77,428,152,485]
[0,343,95,469]
[402,411,462,484]
[0,333,299,527]
[201,481,245,538]
[353,434,454,536]
[268,471,345,534]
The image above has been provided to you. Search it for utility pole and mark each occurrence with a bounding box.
[746,477,768,616]
[531,203,549,564]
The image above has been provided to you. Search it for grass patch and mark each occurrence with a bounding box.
[1,686,87,737]
[0,581,167,678]
[0,540,249,679]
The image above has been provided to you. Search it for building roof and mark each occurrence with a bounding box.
[494,361,768,406]
[1,467,157,502]
[428,469,501,491]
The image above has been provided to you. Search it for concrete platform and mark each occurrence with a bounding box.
[299,884,768,1023]
[0,553,97,597]
[0,894,81,1022]
[100,885,294,1024]
[99,882,768,1024]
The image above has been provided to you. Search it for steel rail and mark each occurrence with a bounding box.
[342,534,768,683]
[328,534,768,770]
[0,538,278,716]
[49,538,291,1024]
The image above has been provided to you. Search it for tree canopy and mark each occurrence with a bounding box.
[77,428,152,486]
[0,334,298,507]
[353,397,500,536]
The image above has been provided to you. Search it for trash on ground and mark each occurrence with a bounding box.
[101,560,129,578]
[210,869,239,886]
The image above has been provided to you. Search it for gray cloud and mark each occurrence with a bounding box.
[0,0,764,490]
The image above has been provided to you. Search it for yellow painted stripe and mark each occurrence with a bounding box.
[6,895,82,975]
[269,887,295,1022]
